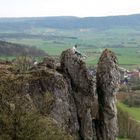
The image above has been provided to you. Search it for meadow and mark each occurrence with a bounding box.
[117,102,140,140]
[1,26,140,69]
[117,102,140,121]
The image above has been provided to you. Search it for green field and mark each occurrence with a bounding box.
[118,138,130,140]
[8,37,140,68]
[1,26,140,68]
[117,102,140,121]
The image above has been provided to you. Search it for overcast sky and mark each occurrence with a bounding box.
[0,0,140,17]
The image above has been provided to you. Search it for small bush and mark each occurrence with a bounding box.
[123,94,140,107]
[131,85,140,91]
[13,55,34,72]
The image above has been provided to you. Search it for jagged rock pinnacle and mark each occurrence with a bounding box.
[61,49,96,140]
[96,49,120,140]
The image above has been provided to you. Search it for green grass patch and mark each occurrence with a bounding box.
[117,102,140,121]
[118,138,131,140]
[0,56,15,61]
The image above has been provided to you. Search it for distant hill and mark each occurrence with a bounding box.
[0,40,47,57]
[0,14,140,67]
[0,14,140,30]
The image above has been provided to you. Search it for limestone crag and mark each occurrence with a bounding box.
[0,48,120,140]
[61,49,96,140]
[96,49,120,140]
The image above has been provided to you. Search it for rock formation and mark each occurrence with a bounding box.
[96,49,120,140]
[61,49,96,140]
[0,48,120,140]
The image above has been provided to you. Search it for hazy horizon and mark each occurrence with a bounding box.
[1,13,140,19]
[1,0,140,18]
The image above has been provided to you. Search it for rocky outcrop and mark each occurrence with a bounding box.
[0,48,120,140]
[28,70,80,139]
[96,49,120,140]
[60,48,120,140]
[61,49,96,140]
[40,56,56,69]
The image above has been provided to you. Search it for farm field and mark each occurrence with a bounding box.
[7,37,140,68]
[1,16,140,68]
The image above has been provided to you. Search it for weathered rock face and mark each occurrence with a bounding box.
[61,49,95,95]
[22,69,80,139]
[96,49,120,140]
[61,49,96,140]
[0,48,120,140]
[41,56,56,69]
